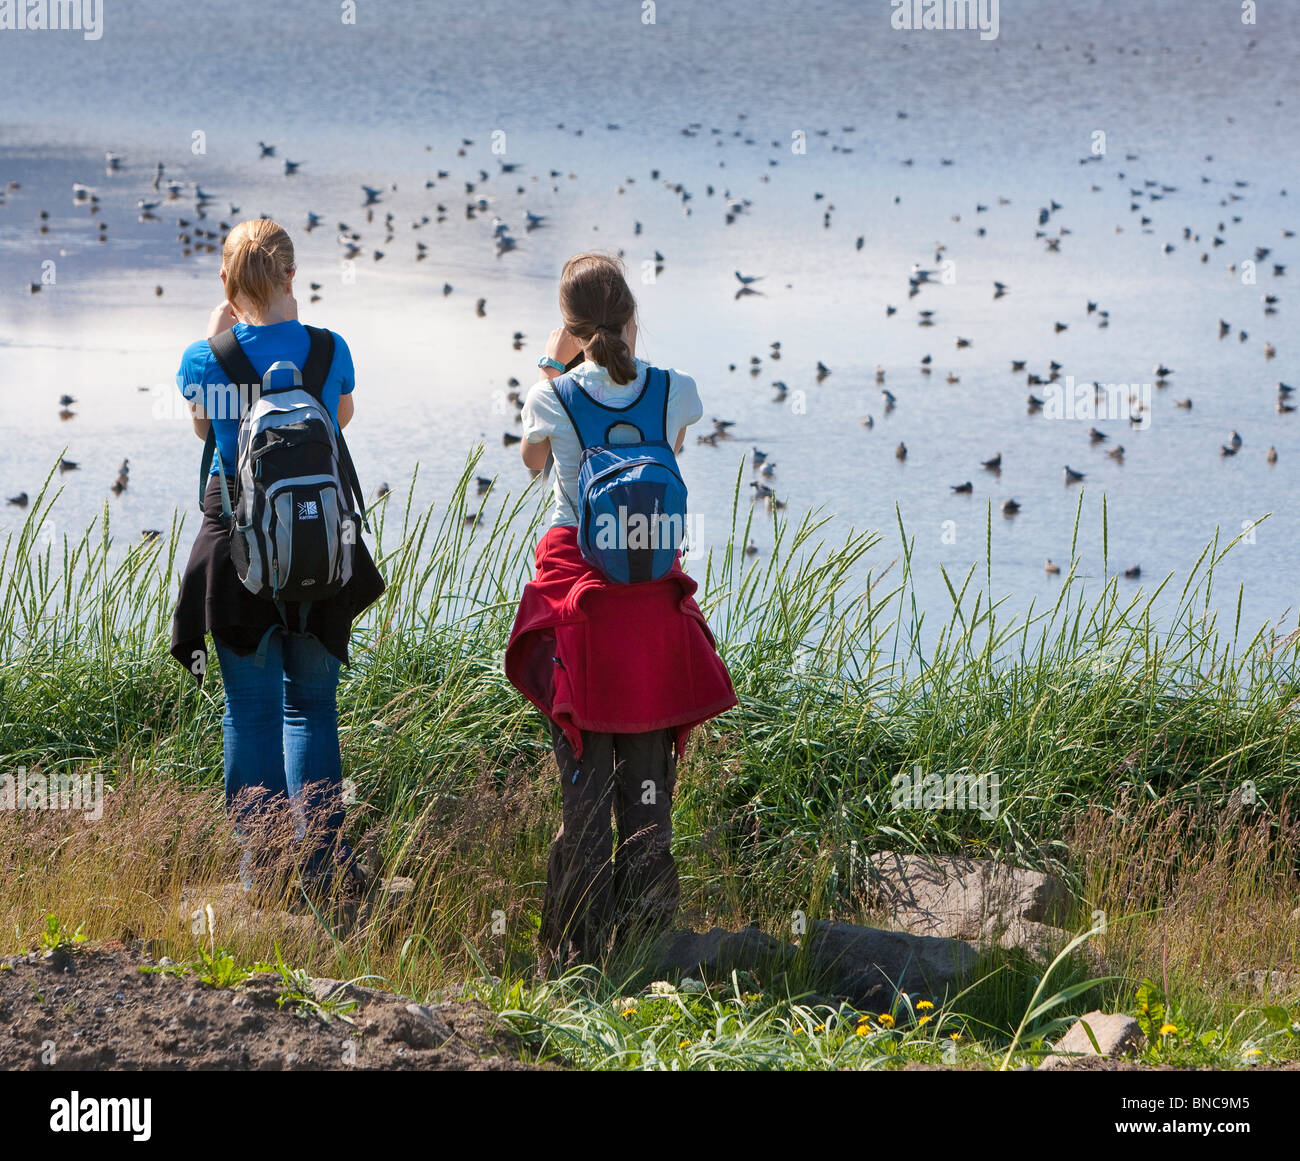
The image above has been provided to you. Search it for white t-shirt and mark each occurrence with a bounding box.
[522,357,704,528]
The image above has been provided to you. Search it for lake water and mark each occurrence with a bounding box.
[1,0,1297,645]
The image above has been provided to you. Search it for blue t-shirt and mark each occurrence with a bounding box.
[176,320,355,475]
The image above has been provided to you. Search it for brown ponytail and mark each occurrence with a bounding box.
[222,219,295,318]
[559,253,639,385]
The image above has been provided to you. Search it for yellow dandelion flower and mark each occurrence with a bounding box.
[949,1032,963,1042]
[877,1013,895,1028]
[857,1014,872,1026]
[814,1023,825,1033]
[916,1000,934,1011]
[918,1015,932,1026]
[1158,1023,1178,1036]
[1244,1048,1262,1059]
[855,1024,870,1037]
[679,1039,691,1048]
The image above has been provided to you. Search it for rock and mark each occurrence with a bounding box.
[43,946,73,972]
[243,971,281,988]
[366,1001,452,1049]
[406,1001,455,1024]
[646,925,795,980]
[803,920,978,1004]
[305,977,389,1010]
[645,920,978,1005]
[1038,1010,1144,1070]
[1233,969,1297,996]
[867,852,1072,948]
[308,978,352,1004]
[979,914,1069,958]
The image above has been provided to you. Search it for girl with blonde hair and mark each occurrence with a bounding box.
[171,219,384,898]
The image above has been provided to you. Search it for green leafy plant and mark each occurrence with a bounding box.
[1134,977,1169,1040]
[188,904,268,988]
[193,944,258,989]
[38,912,87,953]
[274,944,361,1024]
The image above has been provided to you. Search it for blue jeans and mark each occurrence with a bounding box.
[215,629,348,882]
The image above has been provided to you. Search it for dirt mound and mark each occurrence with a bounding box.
[0,944,540,1071]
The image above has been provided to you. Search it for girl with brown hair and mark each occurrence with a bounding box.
[505,253,736,968]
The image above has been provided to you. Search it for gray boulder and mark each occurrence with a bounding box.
[867,852,1072,949]
[647,925,795,979]
[645,918,982,1006]
[1232,969,1297,997]
[978,915,1070,958]
[803,920,978,1004]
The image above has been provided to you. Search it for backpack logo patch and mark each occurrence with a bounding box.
[297,499,320,521]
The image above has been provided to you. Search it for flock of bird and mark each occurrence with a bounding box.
[667,144,1290,577]
[4,107,1292,572]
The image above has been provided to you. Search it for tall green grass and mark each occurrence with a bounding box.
[1,452,1297,905]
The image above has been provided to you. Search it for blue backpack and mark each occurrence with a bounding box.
[550,366,688,584]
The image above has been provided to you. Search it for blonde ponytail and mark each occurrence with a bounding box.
[222,219,295,317]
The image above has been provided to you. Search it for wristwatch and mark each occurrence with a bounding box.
[537,355,566,373]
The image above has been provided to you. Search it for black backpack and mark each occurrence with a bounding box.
[200,326,369,614]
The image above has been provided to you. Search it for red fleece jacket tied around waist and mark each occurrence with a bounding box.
[505,526,737,758]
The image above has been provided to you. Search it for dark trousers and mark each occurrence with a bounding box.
[540,722,680,964]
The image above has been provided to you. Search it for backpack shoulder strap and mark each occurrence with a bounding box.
[300,325,335,399]
[337,432,369,533]
[548,373,599,451]
[197,425,234,518]
[198,331,255,510]
[298,326,369,531]
[658,367,672,442]
[198,426,215,509]
[207,328,260,391]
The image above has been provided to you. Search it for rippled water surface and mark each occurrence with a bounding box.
[1,0,1297,639]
